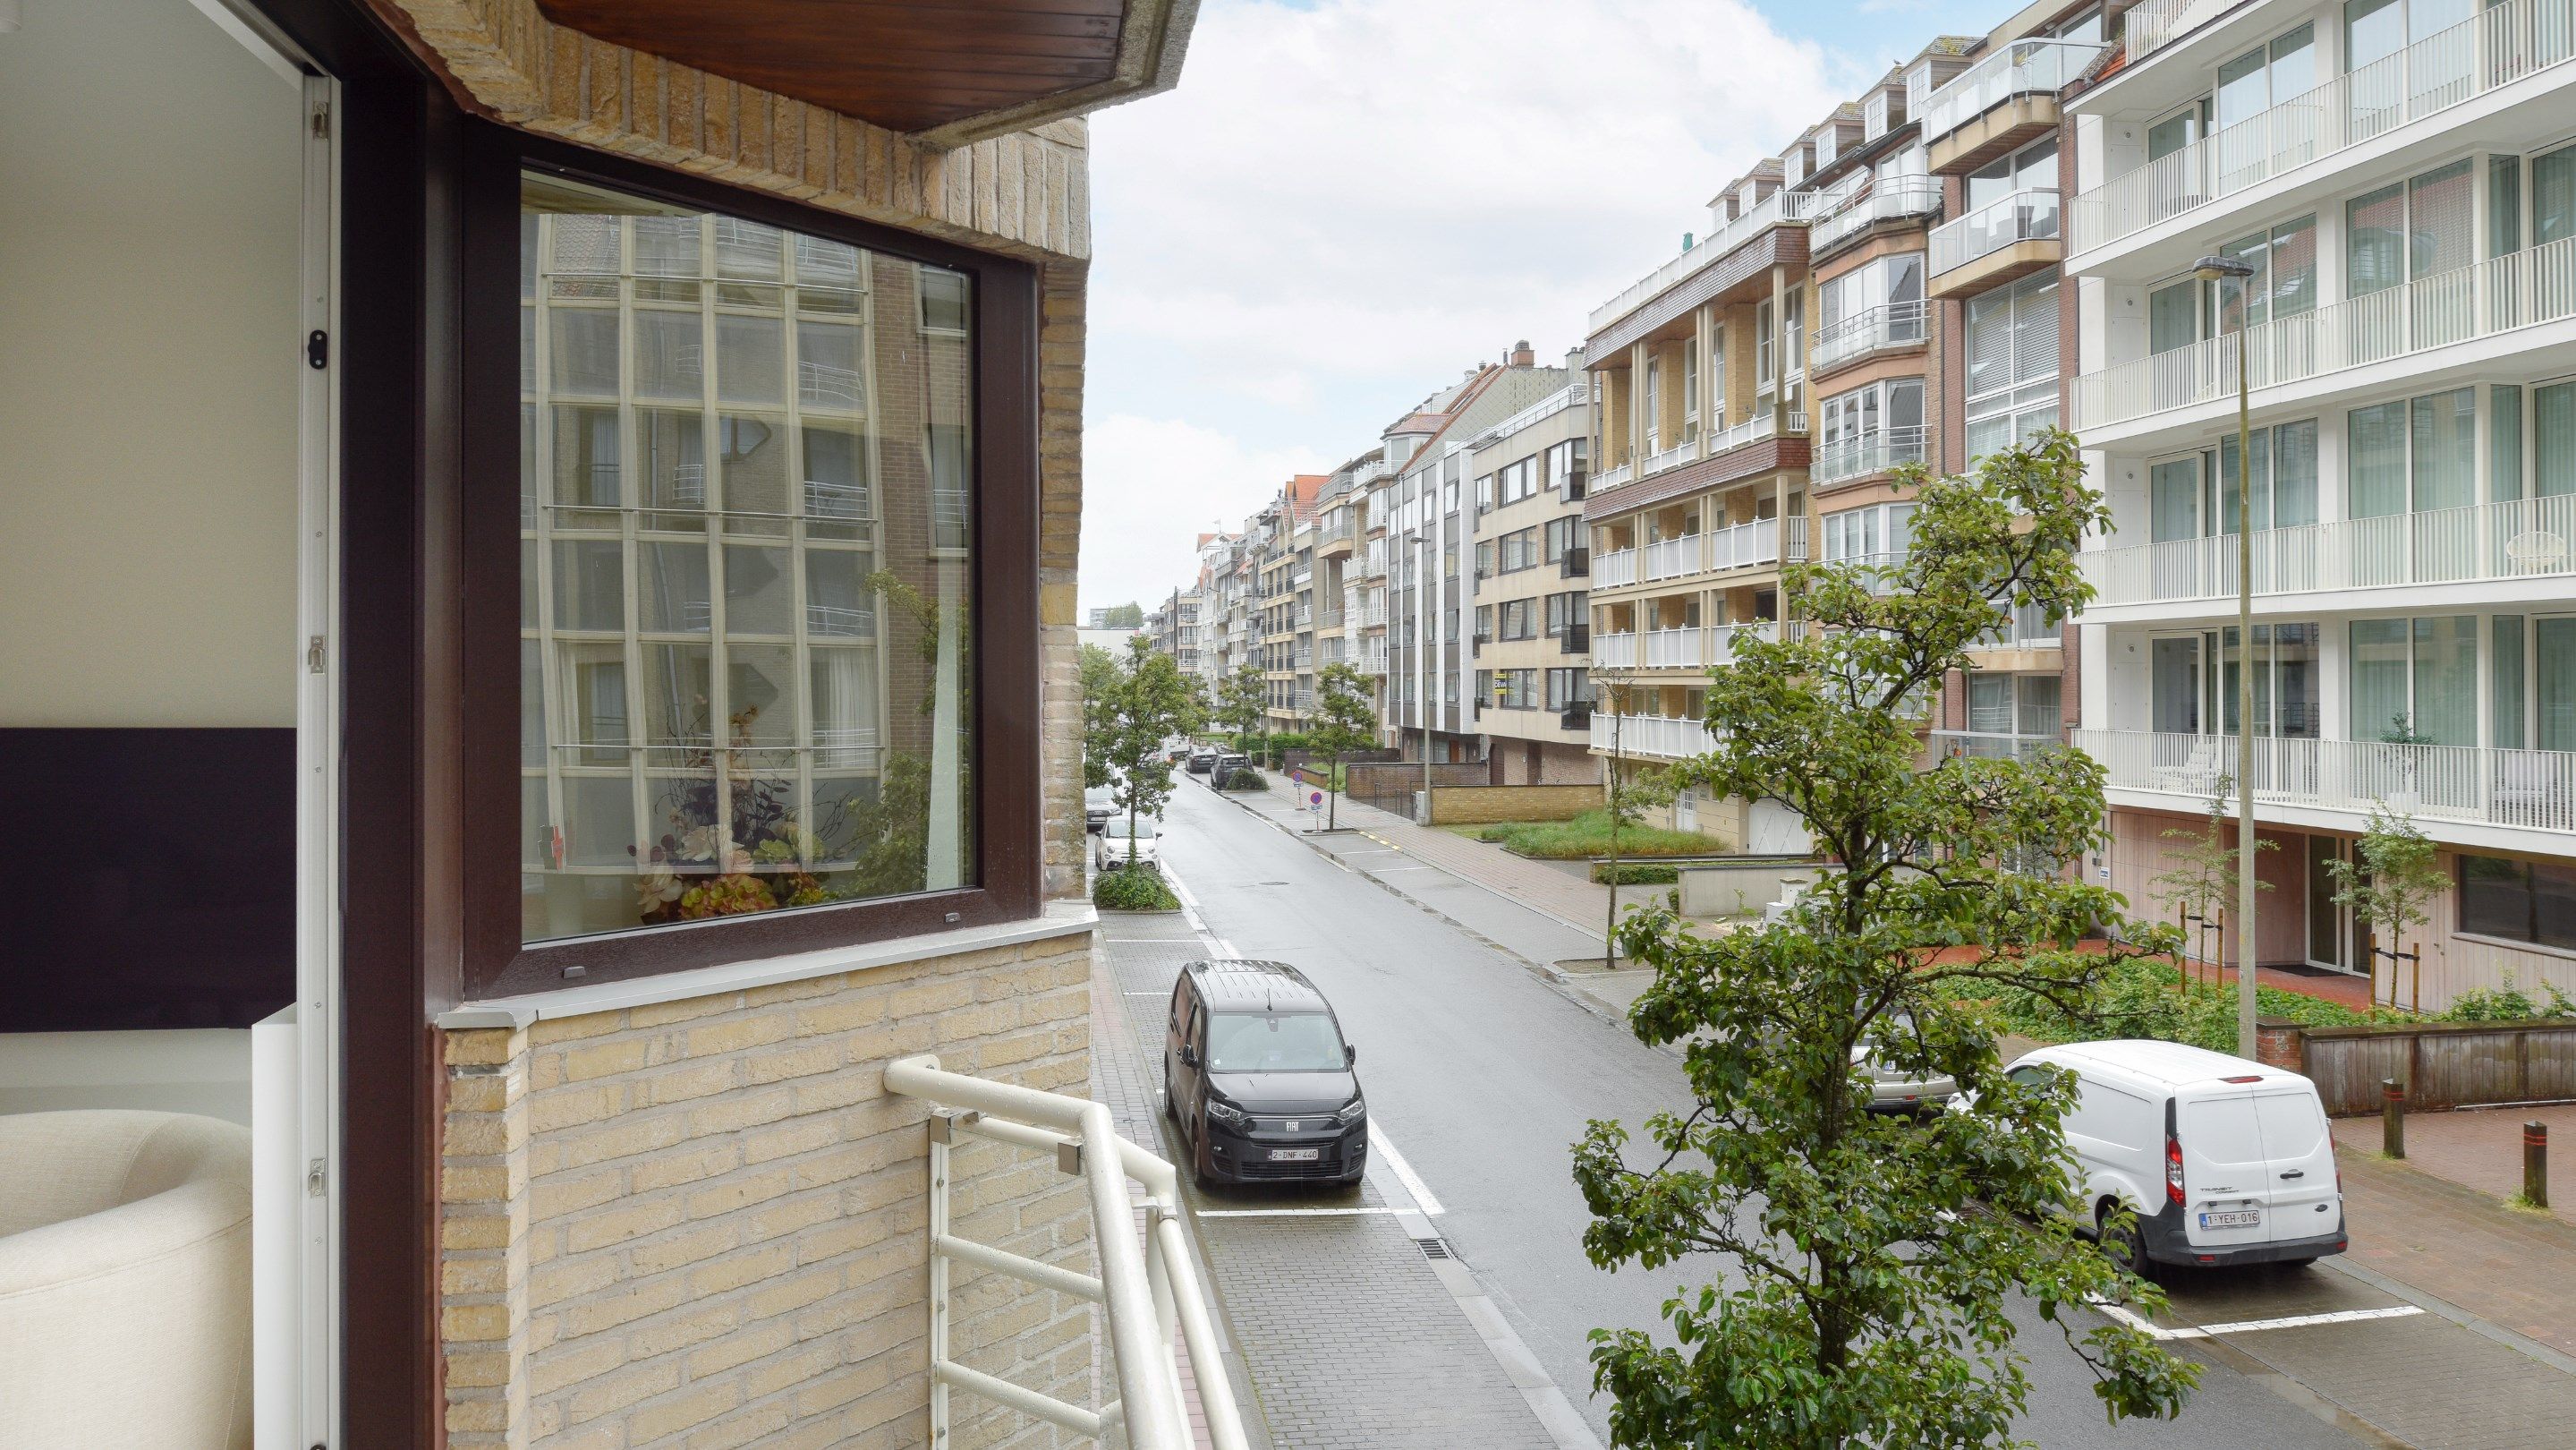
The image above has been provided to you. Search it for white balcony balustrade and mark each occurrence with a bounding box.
[1919,39,2107,145]
[1594,460,1635,491]
[1930,189,2060,277]
[1810,175,1943,253]
[1711,619,1782,662]
[2074,729,2576,840]
[2124,0,2238,64]
[1644,439,1698,478]
[1589,712,1721,760]
[1592,632,1638,669]
[1594,547,1640,587]
[1712,516,1805,570]
[1929,729,2060,762]
[1810,425,1929,486]
[1813,301,1929,372]
[1643,535,1701,582]
[2083,494,2576,609]
[2071,234,2576,432]
[2074,0,2576,254]
[1591,189,1828,333]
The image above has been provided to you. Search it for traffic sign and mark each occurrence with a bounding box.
[1308,790,1324,811]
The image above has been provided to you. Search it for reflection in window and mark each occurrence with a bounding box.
[520,174,975,943]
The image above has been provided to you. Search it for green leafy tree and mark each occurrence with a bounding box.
[1573,431,2198,1450]
[2326,808,2445,1011]
[1306,662,1379,829]
[1095,636,1206,864]
[1078,643,1122,789]
[1214,662,1268,765]
[1099,601,1146,630]
[2149,785,2273,987]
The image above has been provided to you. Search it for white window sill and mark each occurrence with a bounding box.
[436,900,1099,1032]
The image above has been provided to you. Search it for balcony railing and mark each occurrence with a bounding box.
[2071,234,2576,432]
[1930,188,2059,276]
[1813,300,1929,371]
[2125,0,2238,64]
[2074,0,2576,254]
[1644,535,1699,582]
[2073,729,2576,839]
[1468,380,1592,450]
[1590,188,1830,333]
[1713,516,1804,570]
[1919,39,2107,145]
[1595,547,1640,587]
[2083,494,2576,609]
[1929,729,2060,762]
[1810,175,1943,253]
[1811,425,1930,486]
[884,1055,1250,1450]
[1588,712,1720,760]
[1706,407,1809,457]
[1595,459,1634,491]
[1644,439,1698,478]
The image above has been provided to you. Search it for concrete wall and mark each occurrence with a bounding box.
[440,931,1095,1450]
[1681,862,1826,918]
[1426,783,1601,825]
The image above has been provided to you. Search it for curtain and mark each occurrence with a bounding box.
[2536,143,2576,249]
[2539,618,2576,754]
[2274,420,2319,526]
[2152,457,2201,542]
[2348,619,2412,742]
[2411,388,2478,512]
[2494,615,2526,749]
[2153,636,2202,733]
[2349,402,2410,516]
[2412,616,2479,746]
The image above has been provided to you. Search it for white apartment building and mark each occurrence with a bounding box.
[2065,0,2576,1006]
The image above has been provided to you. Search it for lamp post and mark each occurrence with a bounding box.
[2196,253,2260,1058]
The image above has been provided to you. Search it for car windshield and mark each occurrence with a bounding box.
[1205,1011,1345,1072]
[1105,820,1158,840]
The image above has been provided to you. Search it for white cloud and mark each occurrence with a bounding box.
[1081,0,1855,605]
[1077,414,1334,615]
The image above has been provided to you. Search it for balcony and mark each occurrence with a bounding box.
[2070,235,2576,438]
[2125,0,2237,64]
[1469,380,1591,450]
[1594,547,1639,587]
[1812,300,1929,373]
[1707,407,1807,457]
[1588,712,1719,760]
[1921,39,2105,174]
[1643,439,1697,478]
[1713,516,1803,571]
[1559,546,1590,579]
[1811,425,1929,487]
[1643,535,1699,583]
[2074,728,2576,848]
[2072,0,2576,258]
[1593,620,1780,670]
[1595,459,1634,490]
[1590,188,1829,334]
[2082,494,2576,616]
[1928,188,2059,297]
[1810,175,1943,256]
[1928,729,2059,762]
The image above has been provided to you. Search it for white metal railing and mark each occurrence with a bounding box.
[1350,458,1391,487]
[1920,38,2107,145]
[2072,233,2576,431]
[884,1055,1248,1450]
[2076,0,2576,253]
[1595,546,1641,587]
[2126,0,2238,64]
[1595,460,1635,491]
[1643,627,1705,669]
[1588,712,1720,759]
[1590,188,1830,332]
[1470,381,1593,449]
[803,479,871,522]
[797,360,862,408]
[1592,632,1639,668]
[1644,439,1698,478]
[1814,300,1929,371]
[1931,188,2060,276]
[1644,535,1701,582]
[1713,619,1781,664]
[1713,516,1805,569]
[1929,729,2059,762]
[2083,494,2576,607]
[1811,175,1943,253]
[1811,424,1930,485]
[2073,729,2576,837]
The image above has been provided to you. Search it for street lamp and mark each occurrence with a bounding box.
[2195,252,2260,1058]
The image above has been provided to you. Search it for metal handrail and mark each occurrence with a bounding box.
[885,1054,1248,1450]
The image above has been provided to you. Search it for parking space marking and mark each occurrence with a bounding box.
[2093,1300,2424,1342]
[1368,1121,1447,1216]
[1195,1207,1406,1217]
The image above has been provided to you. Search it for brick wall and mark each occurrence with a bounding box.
[1424,782,1603,825]
[442,933,1097,1450]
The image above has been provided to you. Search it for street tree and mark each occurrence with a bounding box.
[1305,662,1379,829]
[1573,431,2198,1450]
[1588,661,1664,968]
[1078,643,1121,789]
[2148,786,2273,988]
[1092,636,1205,865]
[1214,662,1268,765]
[1098,601,1145,629]
[2326,808,2445,1011]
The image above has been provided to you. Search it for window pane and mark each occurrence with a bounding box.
[2349,618,2410,741]
[519,175,977,944]
[2412,615,2478,746]
[2458,856,2530,941]
[2348,401,2409,517]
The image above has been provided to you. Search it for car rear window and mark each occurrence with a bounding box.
[2183,1096,2266,1168]
[2253,1091,2325,1159]
[1205,1011,1345,1072]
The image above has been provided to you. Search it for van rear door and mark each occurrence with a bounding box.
[2176,1088,2272,1252]
[2252,1086,2340,1244]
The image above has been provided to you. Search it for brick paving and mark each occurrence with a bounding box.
[2331,1111,2576,1359]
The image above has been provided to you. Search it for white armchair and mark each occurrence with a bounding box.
[0,1110,253,1450]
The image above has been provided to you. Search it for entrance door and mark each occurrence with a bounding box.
[2304,834,2371,976]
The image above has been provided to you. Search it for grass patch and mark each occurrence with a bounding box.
[1092,866,1181,911]
[1475,810,1715,859]
[1592,861,1681,885]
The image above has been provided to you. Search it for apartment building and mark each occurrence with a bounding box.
[1146,584,1204,678]
[1469,349,1601,783]
[2062,0,2576,1007]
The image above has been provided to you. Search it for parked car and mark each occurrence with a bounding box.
[1096,816,1161,872]
[1163,960,1366,1188]
[1211,753,1247,784]
[1855,1012,1958,1113]
[1993,1040,2345,1273]
[1186,750,1218,776]
[1084,781,1116,833]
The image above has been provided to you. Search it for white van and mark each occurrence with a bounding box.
[2002,1040,2345,1271]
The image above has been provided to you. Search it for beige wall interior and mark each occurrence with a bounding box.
[0,0,302,728]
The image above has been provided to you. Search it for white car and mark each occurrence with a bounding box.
[1084,782,1116,833]
[1095,817,1161,872]
[1995,1040,2344,1273]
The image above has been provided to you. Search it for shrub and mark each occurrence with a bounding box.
[2441,973,2576,1022]
[1092,866,1180,911]
[1219,766,1267,791]
[1483,809,1713,859]
[1593,861,1681,885]
[1939,954,2387,1054]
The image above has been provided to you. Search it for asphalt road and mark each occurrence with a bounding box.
[1152,777,2366,1449]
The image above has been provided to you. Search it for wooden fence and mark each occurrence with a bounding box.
[2281,1019,2576,1115]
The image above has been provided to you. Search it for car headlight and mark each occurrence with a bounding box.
[1334,1097,1366,1127]
[1205,1100,1252,1131]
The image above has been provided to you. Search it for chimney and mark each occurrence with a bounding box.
[1508,339,1535,367]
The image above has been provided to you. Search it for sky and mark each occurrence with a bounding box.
[1075,0,2004,614]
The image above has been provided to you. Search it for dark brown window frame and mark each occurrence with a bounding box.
[461,124,1043,1001]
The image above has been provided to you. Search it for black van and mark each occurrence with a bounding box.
[1163,960,1366,1187]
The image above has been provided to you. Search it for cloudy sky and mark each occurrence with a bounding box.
[1075,0,2000,613]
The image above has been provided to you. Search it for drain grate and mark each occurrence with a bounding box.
[1414,1236,1452,1261]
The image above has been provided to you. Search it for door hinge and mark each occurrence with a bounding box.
[310,101,330,140]
[305,1158,327,1197]
[307,635,327,674]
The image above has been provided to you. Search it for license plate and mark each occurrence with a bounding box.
[1267,1147,1320,1163]
[2199,1209,2261,1230]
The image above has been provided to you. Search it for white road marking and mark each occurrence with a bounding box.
[1194,1207,1405,1217]
[2092,1300,2423,1341]
[1373,866,1437,873]
[1368,1121,1446,1216]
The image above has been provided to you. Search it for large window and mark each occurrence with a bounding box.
[2350,616,2478,746]
[2349,388,2477,517]
[518,174,979,949]
[1964,269,2059,462]
[2148,419,2319,539]
[2458,855,2576,950]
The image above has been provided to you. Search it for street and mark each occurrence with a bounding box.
[1107,776,2576,1449]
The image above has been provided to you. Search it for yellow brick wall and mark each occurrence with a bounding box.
[441,934,1098,1450]
[1425,783,1603,825]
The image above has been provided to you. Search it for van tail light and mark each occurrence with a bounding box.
[2165,1135,2186,1206]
